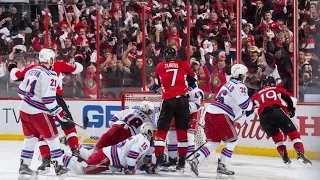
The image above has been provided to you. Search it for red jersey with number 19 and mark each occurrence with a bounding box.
[154,60,196,100]
[251,86,293,115]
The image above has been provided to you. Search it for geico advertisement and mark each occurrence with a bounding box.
[1,100,320,151]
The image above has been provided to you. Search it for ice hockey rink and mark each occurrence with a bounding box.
[0,141,319,180]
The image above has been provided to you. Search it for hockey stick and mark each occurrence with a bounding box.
[63,116,89,130]
[186,140,207,160]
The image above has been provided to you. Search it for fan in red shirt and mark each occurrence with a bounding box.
[153,47,197,172]
[251,76,312,167]
[8,52,84,174]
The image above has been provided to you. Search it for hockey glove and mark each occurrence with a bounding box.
[7,62,17,73]
[288,108,296,118]
[124,166,136,175]
[140,164,157,174]
[54,109,68,123]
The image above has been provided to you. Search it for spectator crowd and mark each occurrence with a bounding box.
[0,0,319,102]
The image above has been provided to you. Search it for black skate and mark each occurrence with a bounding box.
[176,156,186,173]
[216,158,235,179]
[161,157,177,172]
[185,153,200,177]
[18,159,38,180]
[296,150,312,167]
[154,153,166,173]
[52,160,68,180]
[279,150,291,167]
[59,136,68,146]
[37,156,51,174]
[71,147,86,162]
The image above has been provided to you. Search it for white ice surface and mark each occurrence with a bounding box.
[0,141,319,180]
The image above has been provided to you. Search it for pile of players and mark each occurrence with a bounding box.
[9,47,312,180]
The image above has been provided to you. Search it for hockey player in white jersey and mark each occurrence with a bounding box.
[17,48,68,180]
[162,83,204,171]
[66,122,156,175]
[78,101,154,160]
[187,64,254,178]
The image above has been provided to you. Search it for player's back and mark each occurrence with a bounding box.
[103,133,150,167]
[155,60,194,99]
[18,66,57,114]
[208,79,252,119]
[251,86,291,115]
[113,109,152,135]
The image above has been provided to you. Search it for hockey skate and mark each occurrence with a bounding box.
[71,147,86,162]
[37,155,51,174]
[52,160,68,180]
[216,158,235,179]
[279,150,291,167]
[296,150,312,167]
[176,156,186,174]
[185,153,200,177]
[154,153,166,173]
[161,157,177,172]
[18,159,38,180]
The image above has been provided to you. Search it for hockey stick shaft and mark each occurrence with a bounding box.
[63,116,89,130]
[186,140,207,160]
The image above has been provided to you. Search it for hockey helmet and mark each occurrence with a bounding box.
[262,76,276,87]
[140,122,156,137]
[139,101,155,116]
[39,48,55,64]
[163,47,176,61]
[231,64,248,80]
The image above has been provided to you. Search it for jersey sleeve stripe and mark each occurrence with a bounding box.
[42,97,56,104]
[127,151,139,159]
[239,98,250,109]
[23,96,49,112]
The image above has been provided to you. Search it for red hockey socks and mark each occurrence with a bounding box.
[154,130,168,158]
[272,132,288,155]
[287,130,305,153]
[176,129,188,157]
[63,127,79,149]
[85,149,109,174]
[38,137,50,157]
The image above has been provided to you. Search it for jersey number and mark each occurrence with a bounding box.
[254,90,277,107]
[166,69,178,86]
[50,79,57,86]
[216,90,227,103]
[25,80,37,97]
[124,114,143,129]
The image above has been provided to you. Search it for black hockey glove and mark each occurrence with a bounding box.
[8,62,17,73]
[288,108,296,118]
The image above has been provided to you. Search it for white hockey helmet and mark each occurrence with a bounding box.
[139,101,155,116]
[38,48,55,64]
[140,122,156,137]
[231,64,248,80]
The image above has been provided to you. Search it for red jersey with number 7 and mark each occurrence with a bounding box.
[154,60,196,100]
[251,86,293,115]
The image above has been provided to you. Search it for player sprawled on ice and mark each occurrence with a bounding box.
[17,49,70,180]
[187,64,254,178]
[8,49,84,174]
[79,101,154,159]
[66,122,156,175]
[161,83,204,171]
[251,76,312,167]
[153,47,197,173]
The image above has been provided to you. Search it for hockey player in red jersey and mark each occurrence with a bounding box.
[17,48,69,179]
[251,76,312,167]
[153,47,197,172]
[8,51,83,174]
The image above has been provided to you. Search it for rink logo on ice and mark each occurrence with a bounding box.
[82,105,121,128]
[2,108,20,124]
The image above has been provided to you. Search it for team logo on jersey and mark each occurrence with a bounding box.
[213,74,221,87]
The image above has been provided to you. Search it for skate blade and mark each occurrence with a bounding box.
[215,173,235,179]
[298,159,313,168]
[160,166,176,172]
[18,173,38,180]
[184,163,198,178]
[37,167,50,175]
[284,162,292,167]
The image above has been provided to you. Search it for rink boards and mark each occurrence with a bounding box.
[0,99,319,160]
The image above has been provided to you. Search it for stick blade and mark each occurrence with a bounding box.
[83,116,89,129]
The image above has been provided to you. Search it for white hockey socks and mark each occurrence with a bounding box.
[21,137,38,166]
[220,140,237,166]
[197,141,219,162]
[187,132,195,157]
[46,137,64,165]
[167,130,178,159]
